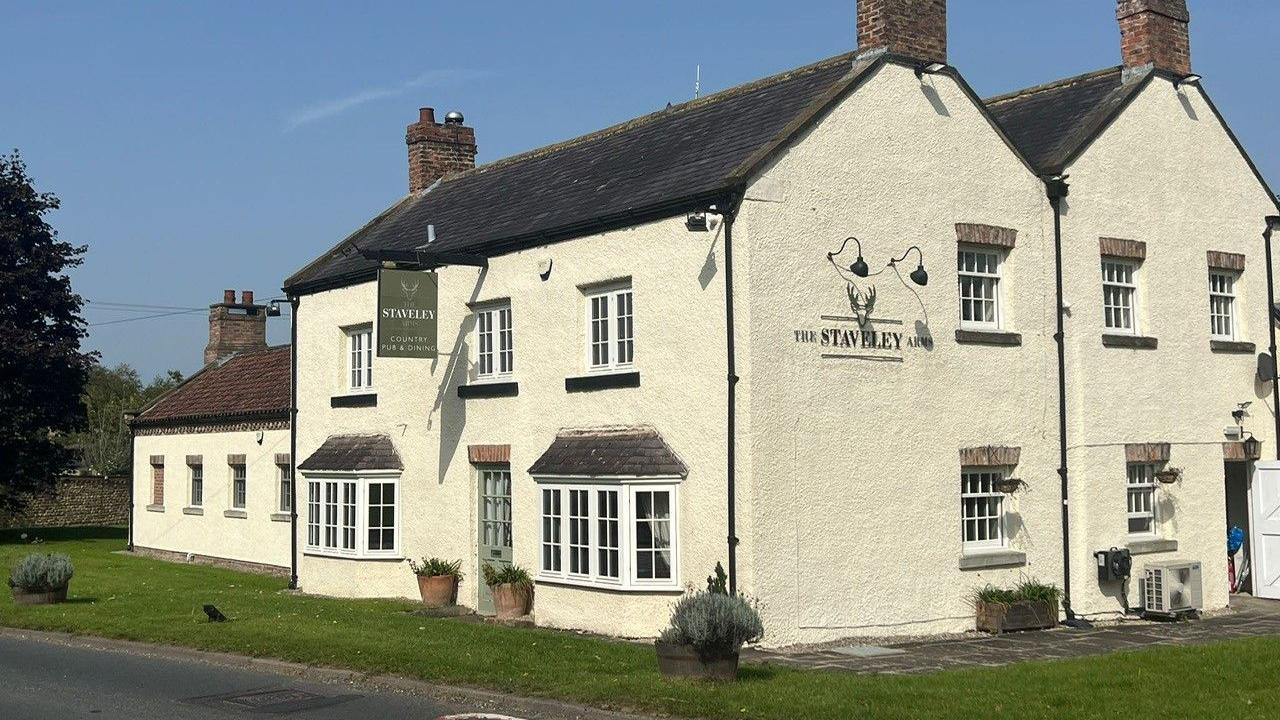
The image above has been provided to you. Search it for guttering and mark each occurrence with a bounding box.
[1265,217,1280,459]
[1044,175,1080,625]
[720,190,745,595]
[289,295,300,590]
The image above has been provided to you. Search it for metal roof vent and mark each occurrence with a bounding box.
[444,110,465,125]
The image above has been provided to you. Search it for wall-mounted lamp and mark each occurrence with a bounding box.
[267,300,282,317]
[1244,435,1263,461]
[828,236,869,277]
[1176,73,1203,89]
[914,62,948,79]
[1266,215,1280,238]
[686,212,709,231]
[890,246,929,287]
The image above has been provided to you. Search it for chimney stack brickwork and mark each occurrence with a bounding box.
[1117,0,1191,76]
[856,0,947,64]
[407,107,478,193]
[204,289,268,365]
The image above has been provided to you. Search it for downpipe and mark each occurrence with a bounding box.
[720,192,744,595]
[289,295,300,590]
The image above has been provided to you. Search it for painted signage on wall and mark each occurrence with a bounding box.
[377,268,438,358]
[793,236,933,363]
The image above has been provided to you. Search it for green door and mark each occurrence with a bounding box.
[477,467,513,615]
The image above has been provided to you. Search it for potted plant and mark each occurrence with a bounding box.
[407,557,463,608]
[973,579,1061,634]
[8,553,74,606]
[482,564,533,619]
[656,564,764,681]
[992,477,1027,494]
[1155,467,1182,485]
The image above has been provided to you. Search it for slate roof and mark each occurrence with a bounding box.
[528,427,688,478]
[298,434,404,472]
[985,66,1143,174]
[285,52,883,294]
[132,345,290,427]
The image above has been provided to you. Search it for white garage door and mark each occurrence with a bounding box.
[1251,461,1280,600]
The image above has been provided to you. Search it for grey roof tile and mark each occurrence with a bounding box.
[298,434,404,472]
[528,426,687,478]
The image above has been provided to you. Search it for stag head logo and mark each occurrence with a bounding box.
[846,282,876,327]
[400,278,420,304]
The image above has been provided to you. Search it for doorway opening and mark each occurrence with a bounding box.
[1225,461,1253,595]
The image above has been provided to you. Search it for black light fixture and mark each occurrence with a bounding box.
[266,300,282,317]
[890,246,929,287]
[686,211,709,231]
[828,236,869,277]
[914,62,948,79]
[1176,73,1203,89]
[1244,435,1263,461]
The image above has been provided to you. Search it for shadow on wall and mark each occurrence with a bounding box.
[434,269,489,483]
[918,79,950,118]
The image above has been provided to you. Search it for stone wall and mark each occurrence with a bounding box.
[0,475,129,529]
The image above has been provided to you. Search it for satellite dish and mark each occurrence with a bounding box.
[1258,352,1275,383]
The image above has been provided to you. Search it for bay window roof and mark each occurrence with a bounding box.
[528,426,687,479]
[299,434,403,472]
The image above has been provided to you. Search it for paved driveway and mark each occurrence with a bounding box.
[746,595,1280,674]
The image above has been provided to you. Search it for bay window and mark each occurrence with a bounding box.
[537,481,677,590]
[303,472,400,558]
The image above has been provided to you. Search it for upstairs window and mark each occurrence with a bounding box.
[1102,260,1138,333]
[347,326,373,390]
[1209,271,1237,340]
[586,285,634,371]
[476,303,514,380]
[958,249,1002,330]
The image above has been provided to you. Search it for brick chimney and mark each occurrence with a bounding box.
[856,0,947,65]
[1117,0,1191,77]
[204,289,268,365]
[407,107,477,194]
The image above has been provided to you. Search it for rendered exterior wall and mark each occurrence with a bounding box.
[1057,77,1278,619]
[738,62,1058,647]
[295,216,729,638]
[132,428,292,568]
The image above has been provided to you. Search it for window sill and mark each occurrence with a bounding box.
[1102,334,1158,349]
[565,371,641,393]
[303,549,404,562]
[955,329,1022,346]
[270,512,292,523]
[536,574,682,593]
[958,549,1027,570]
[223,509,248,519]
[457,381,519,399]
[182,506,203,516]
[1210,340,1255,354]
[145,504,165,513]
[1128,538,1178,555]
[331,393,377,408]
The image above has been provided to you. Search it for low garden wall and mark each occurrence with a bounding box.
[0,475,129,529]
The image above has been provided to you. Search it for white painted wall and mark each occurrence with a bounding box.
[132,428,292,568]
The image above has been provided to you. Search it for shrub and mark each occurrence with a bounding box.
[408,557,463,580]
[8,553,74,592]
[660,590,764,659]
[482,563,532,592]
[973,579,1061,606]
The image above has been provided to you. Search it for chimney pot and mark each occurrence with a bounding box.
[419,107,436,124]
[241,290,254,305]
[223,289,235,304]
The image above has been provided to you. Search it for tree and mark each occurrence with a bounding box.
[71,364,183,476]
[0,151,96,511]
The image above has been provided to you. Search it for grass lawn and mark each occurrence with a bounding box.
[3,528,1280,720]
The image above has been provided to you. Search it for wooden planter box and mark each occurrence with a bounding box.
[976,599,1058,634]
[655,641,739,681]
[11,585,69,606]
[416,574,459,608]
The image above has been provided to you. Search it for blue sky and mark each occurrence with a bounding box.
[4,1,1278,378]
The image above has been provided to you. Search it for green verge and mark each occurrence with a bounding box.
[2,528,1278,720]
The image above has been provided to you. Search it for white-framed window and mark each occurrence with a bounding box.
[958,248,1002,330]
[585,284,635,372]
[346,326,373,390]
[476,303,514,380]
[278,463,292,513]
[230,463,247,509]
[303,472,400,558]
[1209,271,1237,340]
[961,468,1006,550]
[1102,259,1138,333]
[189,463,203,507]
[536,480,677,590]
[1127,463,1158,536]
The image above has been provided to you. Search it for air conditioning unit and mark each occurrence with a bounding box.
[1142,561,1203,618]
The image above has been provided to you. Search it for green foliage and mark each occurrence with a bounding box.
[706,561,728,595]
[407,557,463,580]
[973,579,1062,606]
[68,364,183,476]
[660,590,764,659]
[8,552,74,591]
[0,150,96,511]
[482,563,532,591]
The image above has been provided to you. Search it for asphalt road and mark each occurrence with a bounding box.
[0,630,628,720]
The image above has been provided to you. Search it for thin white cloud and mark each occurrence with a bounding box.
[286,69,490,131]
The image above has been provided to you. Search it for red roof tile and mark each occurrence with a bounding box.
[134,345,290,426]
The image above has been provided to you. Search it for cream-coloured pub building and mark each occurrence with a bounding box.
[136,0,1280,647]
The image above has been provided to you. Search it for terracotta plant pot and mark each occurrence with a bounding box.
[655,641,739,681]
[975,598,1059,634]
[416,574,459,608]
[491,582,532,619]
[11,585,69,606]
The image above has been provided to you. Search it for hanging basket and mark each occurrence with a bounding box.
[992,477,1027,494]
[1154,468,1182,485]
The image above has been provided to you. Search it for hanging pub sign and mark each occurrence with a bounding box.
[377,267,438,358]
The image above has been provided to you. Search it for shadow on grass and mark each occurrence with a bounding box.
[0,527,126,545]
[737,664,781,683]
[61,597,100,605]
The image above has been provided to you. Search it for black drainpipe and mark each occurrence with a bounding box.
[722,191,743,595]
[1265,218,1280,459]
[124,412,137,552]
[289,295,300,590]
[1045,175,1079,624]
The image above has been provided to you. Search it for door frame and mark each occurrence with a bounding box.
[475,463,513,615]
